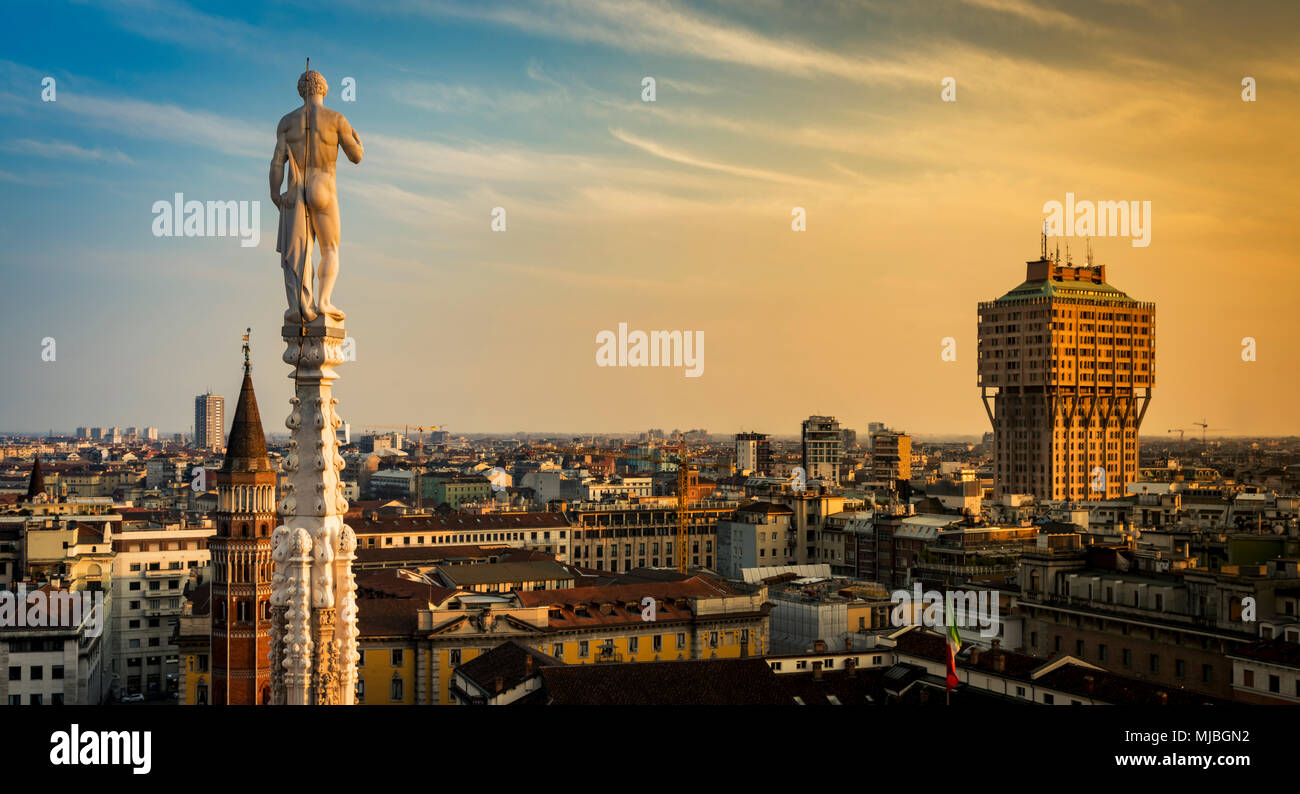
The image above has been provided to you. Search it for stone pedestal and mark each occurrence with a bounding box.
[268,316,359,705]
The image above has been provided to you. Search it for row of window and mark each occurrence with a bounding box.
[369,529,566,548]
[8,664,65,680]
[8,693,64,705]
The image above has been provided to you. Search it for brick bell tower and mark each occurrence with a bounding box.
[210,332,276,705]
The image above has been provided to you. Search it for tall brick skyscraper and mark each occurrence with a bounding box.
[209,345,276,704]
[978,248,1155,500]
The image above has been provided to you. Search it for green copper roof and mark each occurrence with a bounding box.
[992,276,1138,305]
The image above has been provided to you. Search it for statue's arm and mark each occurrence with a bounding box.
[337,115,363,164]
[269,129,288,207]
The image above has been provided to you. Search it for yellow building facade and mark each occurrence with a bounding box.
[356,577,772,705]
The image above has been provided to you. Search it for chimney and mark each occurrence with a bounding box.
[992,652,1006,673]
[844,636,852,651]
[813,661,823,680]
[1083,674,1095,694]
[969,646,982,665]
[494,675,505,694]
[813,639,827,653]
[991,638,1000,649]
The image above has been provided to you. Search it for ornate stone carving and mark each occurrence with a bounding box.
[268,68,360,706]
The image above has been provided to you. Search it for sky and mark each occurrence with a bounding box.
[1,0,1298,439]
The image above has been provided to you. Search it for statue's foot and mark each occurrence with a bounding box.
[318,303,346,322]
[284,309,303,324]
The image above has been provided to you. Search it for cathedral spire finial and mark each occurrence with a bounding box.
[242,328,251,373]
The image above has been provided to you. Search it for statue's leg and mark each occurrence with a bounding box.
[310,189,344,322]
[317,245,343,321]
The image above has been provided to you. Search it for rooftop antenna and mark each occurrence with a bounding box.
[1054,239,1060,264]
[1065,241,1072,264]
[1086,239,1094,267]
[1041,221,1048,260]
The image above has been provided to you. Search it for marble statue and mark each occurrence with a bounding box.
[270,67,363,324]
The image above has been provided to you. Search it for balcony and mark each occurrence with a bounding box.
[143,567,183,578]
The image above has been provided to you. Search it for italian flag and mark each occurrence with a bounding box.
[946,605,962,692]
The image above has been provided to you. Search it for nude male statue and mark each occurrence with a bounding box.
[270,68,363,323]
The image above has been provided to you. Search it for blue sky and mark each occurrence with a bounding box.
[2,0,1298,438]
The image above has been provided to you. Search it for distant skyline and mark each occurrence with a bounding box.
[2,1,1299,437]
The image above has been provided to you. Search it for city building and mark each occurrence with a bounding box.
[174,582,211,705]
[420,473,492,509]
[352,511,572,561]
[352,570,770,704]
[566,500,738,572]
[0,584,109,705]
[194,392,225,453]
[977,252,1155,500]
[735,432,772,475]
[869,430,912,482]
[716,501,795,577]
[801,416,843,485]
[109,514,212,699]
[1016,537,1300,699]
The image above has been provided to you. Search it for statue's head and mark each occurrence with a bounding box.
[297,69,328,100]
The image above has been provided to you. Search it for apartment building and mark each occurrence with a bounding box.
[565,500,738,572]
[109,517,213,698]
[801,416,843,485]
[0,585,109,705]
[352,511,573,562]
[1016,538,1300,699]
[353,569,770,705]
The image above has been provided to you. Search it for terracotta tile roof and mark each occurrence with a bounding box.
[456,640,562,694]
[357,597,425,637]
[539,658,790,705]
[1031,663,1224,705]
[434,560,573,588]
[355,544,513,566]
[355,569,462,638]
[514,576,748,629]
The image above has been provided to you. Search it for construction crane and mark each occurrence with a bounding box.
[516,443,698,573]
[1191,419,1226,447]
[358,424,442,457]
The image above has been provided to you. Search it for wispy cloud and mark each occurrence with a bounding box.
[375,0,934,84]
[609,126,829,187]
[958,0,1094,33]
[3,138,133,164]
